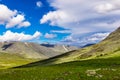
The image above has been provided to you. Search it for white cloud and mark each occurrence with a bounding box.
[0,4,31,28]
[60,32,110,47]
[44,33,57,39]
[40,0,120,45]
[94,3,115,13]
[18,21,31,28]
[6,14,25,28]
[41,0,120,31]
[36,1,42,7]
[0,4,17,24]
[51,30,71,33]
[40,10,70,26]
[94,0,120,13]
[0,31,42,42]
[80,33,110,44]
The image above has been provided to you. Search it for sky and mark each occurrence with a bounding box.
[0,0,120,46]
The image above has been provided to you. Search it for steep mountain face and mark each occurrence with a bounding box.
[76,27,120,59]
[28,27,120,65]
[79,27,120,59]
[103,27,120,41]
[41,43,77,53]
[0,42,77,59]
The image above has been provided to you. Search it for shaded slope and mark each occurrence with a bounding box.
[3,56,120,80]
[14,50,77,68]
[0,41,77,68]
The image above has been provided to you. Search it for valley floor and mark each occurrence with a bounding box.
[0,57,120,80]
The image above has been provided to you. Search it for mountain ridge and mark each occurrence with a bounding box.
[19,27,120,67]
[0,41,77,68]
[0,41,77,59]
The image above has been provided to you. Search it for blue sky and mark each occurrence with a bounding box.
[0,0,120,46]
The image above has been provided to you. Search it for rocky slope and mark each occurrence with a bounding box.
[0,41,77,59]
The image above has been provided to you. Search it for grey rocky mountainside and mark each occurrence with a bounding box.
[0,41,77,59]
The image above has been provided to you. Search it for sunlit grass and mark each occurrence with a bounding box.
[0,57,120,80]
[0,52,37,69]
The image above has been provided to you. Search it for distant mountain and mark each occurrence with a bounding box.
[0,41,77,59]
[2,27,120,68]
[0,41,77,68]
[81,43,95,48]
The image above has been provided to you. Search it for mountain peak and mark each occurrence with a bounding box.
[103,27,120,41]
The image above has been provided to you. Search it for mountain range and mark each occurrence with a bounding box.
[18,27,120,67]
[0,27,120,68]
[0,42,77,68]
[0,27,120,80]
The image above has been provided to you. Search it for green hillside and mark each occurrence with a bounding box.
[0,52,38,69]
[0,27,120,80]
[24,27,120,66]
[0,42,77,68]
[0,57,120,80]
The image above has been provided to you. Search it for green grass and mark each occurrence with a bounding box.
[0,52,37,69]
[0,57,120,80]
[0,28,120,80]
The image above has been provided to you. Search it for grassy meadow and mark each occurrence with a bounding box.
[0,52,38,69]
[0,56,120,80]
[0,28,120,80]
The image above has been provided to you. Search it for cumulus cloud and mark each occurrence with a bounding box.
[0,31,42,42]
[60,32,110,47]
[95,0,120,13]
[44,33,57,39]
[80,33,110,44]
[94,3,115,13]
[0,4,31,28]
[41,0,120,31]
[36,1,42,7]
[40,0,120,45]
[18,21,31,28]
[40,10,70,26]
